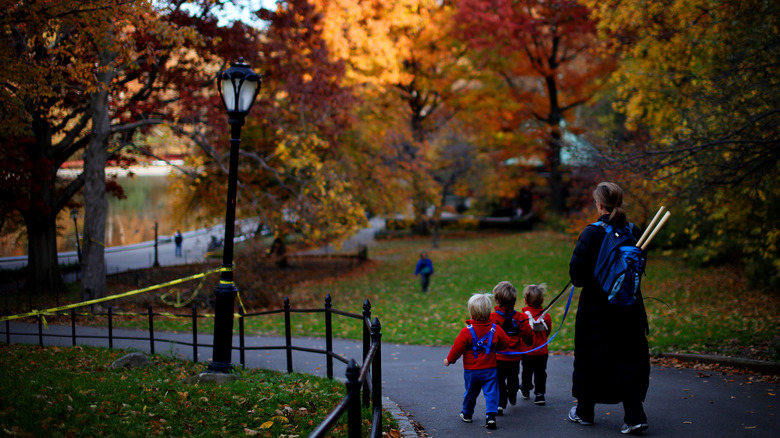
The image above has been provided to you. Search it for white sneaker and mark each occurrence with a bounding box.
[568,406,594,426]
[621,423,648,434]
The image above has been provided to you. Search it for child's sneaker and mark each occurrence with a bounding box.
[485,414,497,429]
[534,394,546,405]
[496,406,503,416]
[460,413,472,423]
[521,389,530,400]
[508,391,517,405]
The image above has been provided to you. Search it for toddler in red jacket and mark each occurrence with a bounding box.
[444,293,511,430]
[520,283,553,405]
[489,281,534,415]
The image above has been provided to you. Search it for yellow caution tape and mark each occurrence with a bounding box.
[0,267,226,322]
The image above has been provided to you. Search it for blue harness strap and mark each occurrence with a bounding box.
[467,323,496,359]
[495,309,517,325]
[497,285,576,356]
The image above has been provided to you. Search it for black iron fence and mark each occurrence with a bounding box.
[1,294,383,438]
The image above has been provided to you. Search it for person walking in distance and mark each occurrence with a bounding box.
[414,251,434,293]
[174,230,183,257]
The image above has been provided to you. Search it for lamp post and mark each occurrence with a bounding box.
[207,57,261,373]
[70,209,82,265]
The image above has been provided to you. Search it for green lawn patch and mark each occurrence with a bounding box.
[0,344,396,437]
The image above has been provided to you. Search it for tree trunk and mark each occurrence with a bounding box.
[23,211,66,294]
[548,128,564,215]
[81,50,114,302]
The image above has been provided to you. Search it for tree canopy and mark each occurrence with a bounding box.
[583,0,780,286]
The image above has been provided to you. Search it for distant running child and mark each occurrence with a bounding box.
[520,283,552,406]
[444,293,511,429]
[489,281,532,415]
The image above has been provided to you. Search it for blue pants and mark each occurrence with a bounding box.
[462,368,499,416]
[420,274,430,292]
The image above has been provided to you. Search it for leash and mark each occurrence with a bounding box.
[497,284,576,356]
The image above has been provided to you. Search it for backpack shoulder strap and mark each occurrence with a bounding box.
[467,324,478,359]
[482,324,496,356]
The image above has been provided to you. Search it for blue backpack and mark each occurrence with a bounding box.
[590,221,646,306]
[466,324,496,358]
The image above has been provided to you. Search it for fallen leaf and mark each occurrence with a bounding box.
[260,421,274,429]
[244,428,259,436]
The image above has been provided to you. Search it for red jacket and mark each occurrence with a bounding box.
[446,319,511,370]
[490,306,533,362]
[520,306,552,356]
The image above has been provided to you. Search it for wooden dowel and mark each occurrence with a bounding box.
[636,206,665,248]
[641,211,671,251]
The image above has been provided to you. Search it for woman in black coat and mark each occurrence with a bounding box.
[567,182,650,435]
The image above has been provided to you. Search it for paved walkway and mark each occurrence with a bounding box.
[2,322,777,437]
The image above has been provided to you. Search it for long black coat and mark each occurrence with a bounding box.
[568,215,650,404]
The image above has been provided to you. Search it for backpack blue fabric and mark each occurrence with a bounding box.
[494,309,520,337]
[590,221,646,306]
[467,323,496,359]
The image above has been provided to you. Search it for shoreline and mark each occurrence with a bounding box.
[58,163,191,177]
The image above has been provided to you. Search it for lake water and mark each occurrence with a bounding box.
[1,168,209,257]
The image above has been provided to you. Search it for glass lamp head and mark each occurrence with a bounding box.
[217,57,262,115]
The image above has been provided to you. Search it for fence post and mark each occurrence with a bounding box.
[192,305,198,362]
[325,294,333,379]
[345,359,362,438]
[108,306,113,349]
[37,314,43,346]
[284,297,292,373]
[148,305,155,355]
[371,317,383,435]
[362,299,371,407]
[71,308,77,346]
[239,306,245,368]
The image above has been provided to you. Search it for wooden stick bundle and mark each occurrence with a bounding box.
[637,206,671,251]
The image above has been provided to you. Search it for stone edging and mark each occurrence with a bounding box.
[659,352,780,375]
[382,396,419,438]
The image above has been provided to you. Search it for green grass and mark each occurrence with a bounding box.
[0,344,396,437]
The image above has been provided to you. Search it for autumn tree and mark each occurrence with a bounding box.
[454,0,615,215]
[0,0,255,298]
[170,0,367,250]
[314,0,485,239]
[582,0,780,287]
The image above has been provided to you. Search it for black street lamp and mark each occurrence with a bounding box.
[70,209,82,265]
[208,57,261,373]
